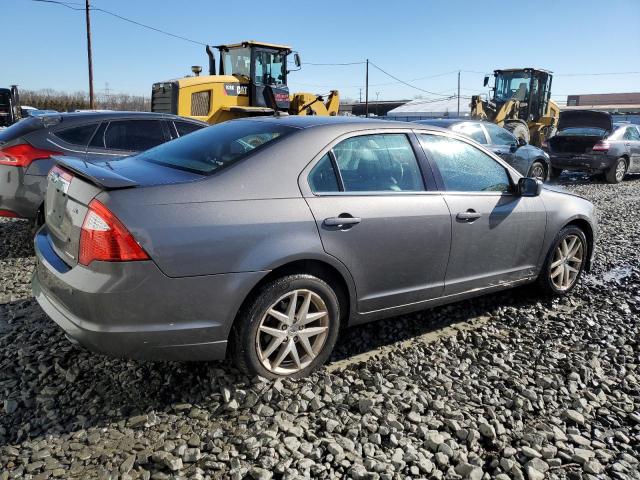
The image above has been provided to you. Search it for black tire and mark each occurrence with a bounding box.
[230,274,341,379]
[550,167,563,180]
[605,157,627,184]
[504,121,530,143]
[537,225,588,295]
[528,161,547,181]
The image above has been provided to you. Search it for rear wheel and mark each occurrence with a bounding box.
[537,226,587,295]
[605,157,627,184]
[231,274,340,378]
[528,161,547,181]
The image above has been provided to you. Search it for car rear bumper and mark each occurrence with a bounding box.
[549,153,614,172]
[0,165,46,219]
[33,227,266,361]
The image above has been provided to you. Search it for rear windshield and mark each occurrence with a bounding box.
[0,116,43,143]
[136,120,296,174]
[556,127,606,137]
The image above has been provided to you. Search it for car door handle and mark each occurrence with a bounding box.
[324,215,361,227]
[456,210,482,221]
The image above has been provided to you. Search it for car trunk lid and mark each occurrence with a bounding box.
[557,110,613,132]
[45,156,203,267]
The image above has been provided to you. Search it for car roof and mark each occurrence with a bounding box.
[50,111,207,123]
[240,115,450,134]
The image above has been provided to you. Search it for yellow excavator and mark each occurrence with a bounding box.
[151,41,339,124]
[470,68,560,147]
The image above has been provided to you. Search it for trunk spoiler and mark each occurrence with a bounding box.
[53,156,139,189]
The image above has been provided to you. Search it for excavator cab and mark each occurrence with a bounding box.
[214,41,297,111]
[490,68,553,122]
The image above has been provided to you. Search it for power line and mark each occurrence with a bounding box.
[555,71,640,77]
[30,0,208,45]
[305,61,366,66]
[368,61,454,98]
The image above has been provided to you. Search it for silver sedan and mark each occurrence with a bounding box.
[33,117,596,378]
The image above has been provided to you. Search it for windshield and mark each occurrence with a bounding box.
[254,50,286,86]
[494,71,531,103]
[137,120,296,175]
[222,47,251,78]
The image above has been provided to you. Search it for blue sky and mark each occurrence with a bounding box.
[4,0,640,110]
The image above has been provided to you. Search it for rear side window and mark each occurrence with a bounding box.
[309,154,340,192]
[624,126,640,141]
[332,134,424,192]
[484,123,517,146]
[136,120,295,175]
[174,121,204,137]
[103,120,166,151]
[420,134,511,192]
[54,124,98,146]
[452,123,487,144]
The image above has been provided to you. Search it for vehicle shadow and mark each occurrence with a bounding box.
[0,218,34,260]
[0,284,551,445]
[548,171,640,186]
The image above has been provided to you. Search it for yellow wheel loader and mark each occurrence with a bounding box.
[151,41,339,124]
[470,68,560,147]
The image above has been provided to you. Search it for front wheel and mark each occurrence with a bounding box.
[231,274,341,379]
[528,161,547,181]
[537,226,587,295]
[605,157,627,184]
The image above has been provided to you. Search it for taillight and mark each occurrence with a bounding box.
[79,199,149,265]
[592,141,610,152]
[0,143,61,167]
[0,209,21,218]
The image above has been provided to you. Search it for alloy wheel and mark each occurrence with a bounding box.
[530,163,546,181]
[615,159,626,182]
[255,289,330,375]
[549,234,584,291]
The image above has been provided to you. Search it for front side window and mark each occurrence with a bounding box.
[254,50,286,86]
[484,123,517,146]
[419,134,511,193]
[137,120,295,175]
[452,122,487,144]
[103,120,166,151]
[54,123,98,146]
[331,134,424,192]
[222,47,251,78]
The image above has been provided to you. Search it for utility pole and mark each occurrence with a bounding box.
[457,70,460,117]
[376,91,380,116]
[365,59,369,118]
[85,0,95,109]
[359,88,362,104]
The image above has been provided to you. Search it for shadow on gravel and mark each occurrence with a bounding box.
[0,219,34,260]
[548,171,640,187]
[0,283,551,445]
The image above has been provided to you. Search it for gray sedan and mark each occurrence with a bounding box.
[414,119,551,181]
[33,117,596,378]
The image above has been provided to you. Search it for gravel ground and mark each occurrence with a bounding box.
[1,175,639,480]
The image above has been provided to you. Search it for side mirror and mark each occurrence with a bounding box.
[518,137,527,147]
[483,75,489,87]
[518,177,543,197]
[294,52,301,68]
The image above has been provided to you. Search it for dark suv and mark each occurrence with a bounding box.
[0,111,207,225]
